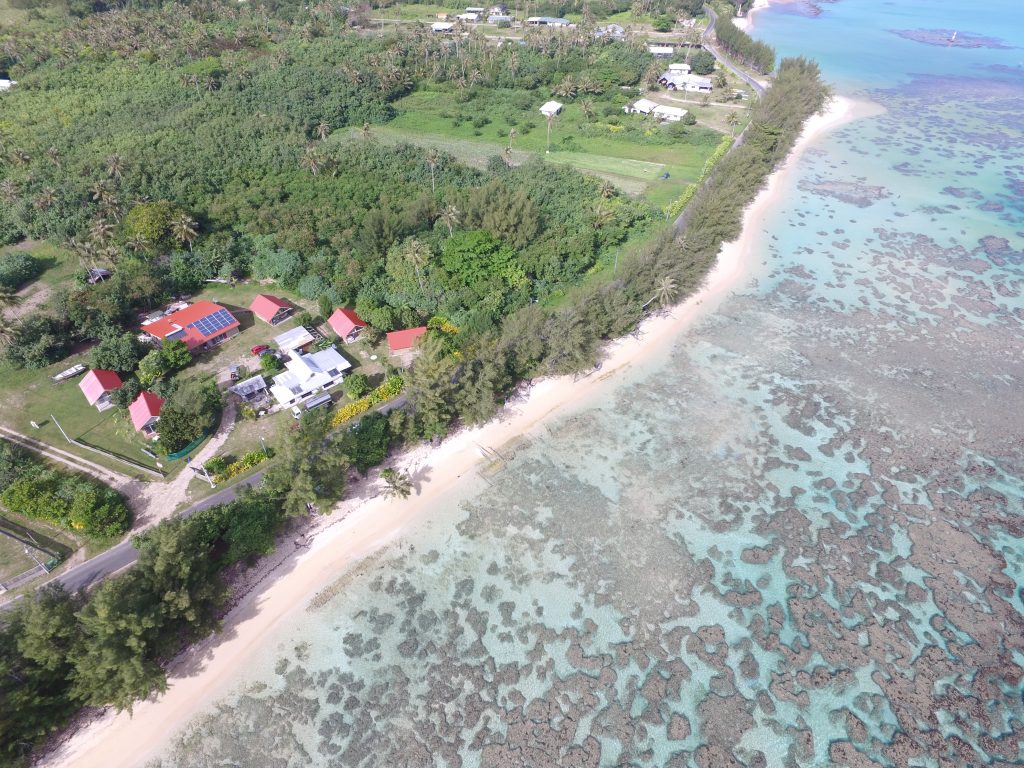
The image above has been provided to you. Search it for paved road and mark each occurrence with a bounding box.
[39,471,267,595]
[703,5,768,97]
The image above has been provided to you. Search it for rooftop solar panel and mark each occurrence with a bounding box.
[188,308,235,337]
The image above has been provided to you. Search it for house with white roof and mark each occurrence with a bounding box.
[648,44,674,57]
[273,325,315,354]
[539,100,563,117]
[624,98,659,115]
[269,346,352,407]
[652,104,689,122]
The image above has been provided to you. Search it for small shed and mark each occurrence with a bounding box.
[432,21,455,32]
[668,62,691,74]
[328,308,367,342]
[648,45,674,57]
[230,374,269,402]
[539,100,563,118]
[652,105,689,122]
[86,267,112,284]
[274,325,315,354]
[624,98,659,115]
[456,12,480,21]
[79,369,123,412]
[249,294,293,325]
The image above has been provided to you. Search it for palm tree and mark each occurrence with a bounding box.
[0,179,18,203]
[34,187,57,211]
[592,203,613,229]
[644,275,678,310]
[171,213,198,252]
[11,149,30,167]
[90,218,113,246]
[361,122,372,140]
[125,233,149,254]
[46,146,61,169]
[726,111,740,136]
[507,127,517,151]
[301,147,323,176]
[425,148,440,193]
[553,75,577,99]
[599,181,616,199]
[440,203,460,238]
[315,120,331,141]
[545,111,557,153]
[0,313,16,349]
[0,288,22,310]
[380,468,413,499]
[404,239,431,291]
[579,99,595,120]
[104,154,123,182]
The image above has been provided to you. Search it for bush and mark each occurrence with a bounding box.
[329,375,403,429]
[0,468,131,538]
[0,251,41,290]
[343,372,370,399]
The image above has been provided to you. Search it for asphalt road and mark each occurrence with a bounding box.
[703,5,768,97]
[44,471,267,595]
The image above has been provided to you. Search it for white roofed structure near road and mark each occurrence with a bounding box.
[456,12,480,21]
[273,325,315,353]
[652,104,689,122]
[431,21,455,32]
[648,45,674,57]
[623,98,659,115]
[269,347,352,407]
[539,100,563,117]
[526,16,570,26]
[668,62,692,73]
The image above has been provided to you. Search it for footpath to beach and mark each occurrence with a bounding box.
[44,93,872,768]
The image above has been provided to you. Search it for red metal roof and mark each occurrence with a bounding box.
[328,307,366,338]
[386,326,428,353]
[78,369,122,405]
[249,294,291,323]
[142,301,239,350]
[129,391,164,431]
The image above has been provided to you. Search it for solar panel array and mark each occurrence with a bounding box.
[189,308,235,338]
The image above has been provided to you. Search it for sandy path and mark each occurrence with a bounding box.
[43,94,870,768]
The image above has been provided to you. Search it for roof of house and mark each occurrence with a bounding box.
[432,21,454,29]
[249,294,291,323]
[653,104,689,119]
[628,98,659,113]
[328,308,367,337]
[274,325,315,351]
[540,100,563,116]
[142,301,239,350]
[79,369,123,405]
[129,391,164,431]
[387,326,428,353]
[230,374,268,398]
[270,347,352,404]
[648,44,674,52]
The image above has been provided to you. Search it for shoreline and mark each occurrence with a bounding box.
[42,93,869,768]
[733,0,771,31]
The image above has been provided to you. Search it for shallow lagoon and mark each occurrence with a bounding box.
[151,1,1024,765]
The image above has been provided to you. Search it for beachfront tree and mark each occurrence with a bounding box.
[380,468,413,499]
[656,275,678,308]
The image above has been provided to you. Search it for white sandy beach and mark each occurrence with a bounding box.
[733,0,771,31]
[44,93,867,768]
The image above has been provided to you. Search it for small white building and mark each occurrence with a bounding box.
[652,104,689,122]
[624,98,659,115]
[668,62,692,74]
[660,73,713,93]
[648,45,674,57]
[488,14,513,23]
[539,100,563,118]
[431,21,455,32]
[595,23,625,40]
[456,12,480,21]
[274,325,315,354]
[0,79,15,92]
[526,16,570,26]
[269,346,352,407]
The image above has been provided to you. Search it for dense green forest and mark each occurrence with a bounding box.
[714,11,775,74]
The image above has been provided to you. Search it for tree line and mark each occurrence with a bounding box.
[714,12,776,74]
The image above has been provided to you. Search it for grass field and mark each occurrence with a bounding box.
[379,88,730,208]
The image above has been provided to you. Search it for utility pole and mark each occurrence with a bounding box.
[50,414,72,444]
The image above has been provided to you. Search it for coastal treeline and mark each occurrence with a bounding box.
[0,439,130,538]
[0,409,395,767]
[714,13,776,74]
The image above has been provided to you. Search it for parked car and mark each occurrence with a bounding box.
[251,344,271,356]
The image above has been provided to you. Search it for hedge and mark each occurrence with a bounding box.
[330,375,404,429]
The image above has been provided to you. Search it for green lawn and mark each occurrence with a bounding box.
[378,87,728,208]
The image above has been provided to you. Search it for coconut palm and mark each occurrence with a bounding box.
[380,468,413,499]
[545,111,557,153]
[404,239,431,291]
[726,111,740,136]
[652,275,678,308]
[315,120,331,141]
[425,148,440,193]
[301,147,323,176]
[579,99,595,120]
[34,187,57,211]
[11,149,30,167]
[171,213,198,252]
[440,203,460,238]
[0,179,18,203]
[90,218,113,246]
[104,154,123,182]
[592,203,613,229]
[361,122,372,140]
[46,146,61,169]
[0,288,22,310]
[507,127,517,151]
[125,233,149,254]
[553,75,577,99]
[0,313,16,349]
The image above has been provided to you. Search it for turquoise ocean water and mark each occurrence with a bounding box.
[151,2,1024,765]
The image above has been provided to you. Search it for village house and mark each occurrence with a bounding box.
[488,14,513,23]
[526,16,570,27]
[456,11,480,22]
[432,21,455,32]
[141,301,240,352]
[273,325,316,355]
[269,346,352,407]
[648,44,674,57]
[595,23,625,40]
[129,391,164,436]
[249,294,293,325]
[624,99,689,122]
[539,100,563,118]
[230,374,269,403]
[78,369,122,412]
[668,62,692,75]
[387,326,428,365]
[659,72,713,92]
[623,98,659,116]
[327,308,367,342]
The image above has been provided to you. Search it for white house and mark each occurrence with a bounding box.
[269,346,352,407]
[526,16,569,26]
[456,12,480,21]
[648,45,674,57]
[659,73,713,92]
[624,98,659,115]
[668,62,691,74]
[539,100,563,117]
[432,21,455,32]
[652,104,689,122]
[273,325,315,354]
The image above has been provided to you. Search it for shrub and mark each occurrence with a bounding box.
[343,372,370,399]
[0,251,41,290]
[329,375,403,429]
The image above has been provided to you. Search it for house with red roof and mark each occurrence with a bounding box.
[386,326,428,364]
[141,301,240,352]
[328,308,367,342]
[78,369,122,412]
[129,391,164,436]
[249,294,293,326]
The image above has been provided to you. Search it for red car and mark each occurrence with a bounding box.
[251,344,271,356]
